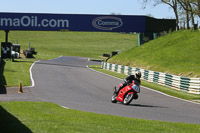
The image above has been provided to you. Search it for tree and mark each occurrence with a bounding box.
[177,0,200,29]
[161,0,180,30]
[177,0,190,29]
[141,0,180,30]
[141,0,200,30]
[178,0,200,17]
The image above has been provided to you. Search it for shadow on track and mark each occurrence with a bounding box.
[128,103,166,108]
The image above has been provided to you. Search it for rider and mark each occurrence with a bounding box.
[116,71,141,95]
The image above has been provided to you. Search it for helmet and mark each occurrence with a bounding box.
[135,71,141,79]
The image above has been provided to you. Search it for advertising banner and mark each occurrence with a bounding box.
[0,12,146,32]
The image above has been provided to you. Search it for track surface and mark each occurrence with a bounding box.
[31,56,200,124]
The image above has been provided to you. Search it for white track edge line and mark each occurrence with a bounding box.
[29,56,64,88]
[61,105,70,109]
[29,56,71,109]
[29,60,40,87]
[48,55,63,61]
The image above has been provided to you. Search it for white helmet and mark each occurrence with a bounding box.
[135,71,141,79]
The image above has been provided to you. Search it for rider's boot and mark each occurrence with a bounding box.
[113,86,117,95]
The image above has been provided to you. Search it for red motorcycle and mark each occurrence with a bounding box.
[111,80,140,105]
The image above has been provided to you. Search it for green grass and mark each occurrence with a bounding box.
[0,31,137,86]
[0,101,200,133]
[0,31,137,60]
[0,31,200,132]
[108,30,200,78]
[0,59,34,87]
[89,65,200,102]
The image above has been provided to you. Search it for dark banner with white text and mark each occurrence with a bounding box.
[0,12,176,32]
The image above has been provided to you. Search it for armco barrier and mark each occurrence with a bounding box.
[101,62,200,94]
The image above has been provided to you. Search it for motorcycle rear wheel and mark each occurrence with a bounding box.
[123,93,134,105]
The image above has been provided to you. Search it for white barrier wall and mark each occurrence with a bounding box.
[102,62,200,94]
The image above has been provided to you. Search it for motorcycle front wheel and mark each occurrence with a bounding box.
[111,94,117,103]
[123,93,134,105]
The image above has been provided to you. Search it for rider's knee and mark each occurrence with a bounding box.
[133,94,138,99]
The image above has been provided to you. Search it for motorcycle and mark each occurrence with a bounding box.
[111,80,140,105]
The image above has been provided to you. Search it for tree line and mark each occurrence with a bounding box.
[142,0,200,30]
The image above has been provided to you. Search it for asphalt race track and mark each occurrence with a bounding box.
[30,56,200,124]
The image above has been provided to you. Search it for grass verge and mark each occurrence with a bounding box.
[0,101,200,133]
[0,59,34,87]
[89,65,200,102]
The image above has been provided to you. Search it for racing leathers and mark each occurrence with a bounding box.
[116,75,141,94]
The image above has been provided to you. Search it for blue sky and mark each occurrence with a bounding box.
[0,0,174,19]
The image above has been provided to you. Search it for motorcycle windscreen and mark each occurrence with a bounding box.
[132,85,140,93]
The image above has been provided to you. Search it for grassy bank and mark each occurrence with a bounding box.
[0,101,199,133]
[109,30,200,77]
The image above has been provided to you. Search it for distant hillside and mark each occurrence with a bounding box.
[108,30,200,78]
[0,31,137,59]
